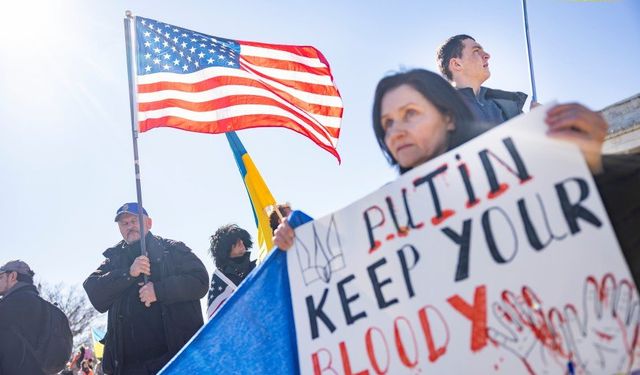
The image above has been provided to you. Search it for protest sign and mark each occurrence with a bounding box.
[288,105,640,374]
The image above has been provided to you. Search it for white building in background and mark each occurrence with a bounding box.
[602,93,640,154]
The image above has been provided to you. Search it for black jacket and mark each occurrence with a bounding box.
[595,154,640,287]
[218,253,256,287]
[83,233,208,375]
[0,283,47,375]
[483,87,528,122]
[457,86,528,127]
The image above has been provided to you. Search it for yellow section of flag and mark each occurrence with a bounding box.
[241,152,276,262]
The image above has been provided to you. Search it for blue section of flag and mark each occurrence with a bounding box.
[136,16,240,75]
[159,210,313,374]
[226,132,248,177]
[91,327,106,342]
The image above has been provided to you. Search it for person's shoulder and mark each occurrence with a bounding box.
[153,234,192,253]
[484,87,527,102]
[456,86,474,97]
[1,284,40,303]
[602,153,640,164]
[102,240,126,258]
[597,153,640,184]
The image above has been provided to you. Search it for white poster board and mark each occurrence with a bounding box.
[287,106,640,375]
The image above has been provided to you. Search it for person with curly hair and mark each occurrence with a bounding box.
[206,224,257,318]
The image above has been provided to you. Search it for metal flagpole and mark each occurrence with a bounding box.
[522,0,537,103]
[124,11,149,283]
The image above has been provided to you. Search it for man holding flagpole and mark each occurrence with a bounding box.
[84,203,208,375]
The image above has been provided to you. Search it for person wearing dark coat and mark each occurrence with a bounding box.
[437,34,530,127]
[0,260,49,375]
[83,203,208,375]
[206,224,257,318]
[594,154,640,287]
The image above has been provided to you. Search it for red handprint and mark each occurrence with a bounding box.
[488,287,570,374]
[561,274,640,375]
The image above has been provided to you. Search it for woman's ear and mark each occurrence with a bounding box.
[445,115,455,131]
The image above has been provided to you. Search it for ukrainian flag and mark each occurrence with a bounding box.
[226,131,277,262]
[91,327,105,360]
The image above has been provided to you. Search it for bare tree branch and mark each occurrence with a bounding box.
[38,282,100,343]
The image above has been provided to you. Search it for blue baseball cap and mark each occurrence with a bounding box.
[114,202,149,222]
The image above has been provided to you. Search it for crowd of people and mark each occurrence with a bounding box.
[1,34,638,375]
[61,346,98,375]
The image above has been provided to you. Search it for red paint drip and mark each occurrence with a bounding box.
[386,233,395,241]
[519,176,533,185]
[600,273,616,304]
[369,240,382,254]
[503,313,513,323]
[506,287,570,359]
[594,330,614,342]
[431,209,455,226]
[466,199,480,209]
[488,335,499,348]
[398,226,409,237]
[414,222,425,229]
[487,183,509,199]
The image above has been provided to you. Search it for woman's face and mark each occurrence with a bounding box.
[230,238,247,258]
[380,84,454,169]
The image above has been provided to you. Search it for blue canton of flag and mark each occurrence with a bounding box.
[136,17,240,75]
[206,270,236,319]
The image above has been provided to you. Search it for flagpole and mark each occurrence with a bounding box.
[124,11,149,279]
[522,0,537,102]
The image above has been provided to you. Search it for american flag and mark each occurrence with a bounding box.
[134,16,343,160]
[206,269,237,319]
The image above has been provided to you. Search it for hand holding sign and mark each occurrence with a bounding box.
[273,218,295,251]
[545,103,607,175]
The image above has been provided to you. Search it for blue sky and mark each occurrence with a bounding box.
[1,0,638,291]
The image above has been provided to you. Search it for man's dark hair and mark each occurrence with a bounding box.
[209,224,253,268]
[372,69,484,174]
[16,272,34,284]
[436,34,474,81]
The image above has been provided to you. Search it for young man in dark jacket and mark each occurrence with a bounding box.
[437,34,530,126]
[0,260,68,375]
[84,203,208,375]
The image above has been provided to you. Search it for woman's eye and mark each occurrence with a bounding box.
[382,119,393,131]
[405,109,417,120]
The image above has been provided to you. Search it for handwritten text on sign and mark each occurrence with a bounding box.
[287,106,640,374]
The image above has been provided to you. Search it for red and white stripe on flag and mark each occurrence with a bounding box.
[134,16,343,160]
